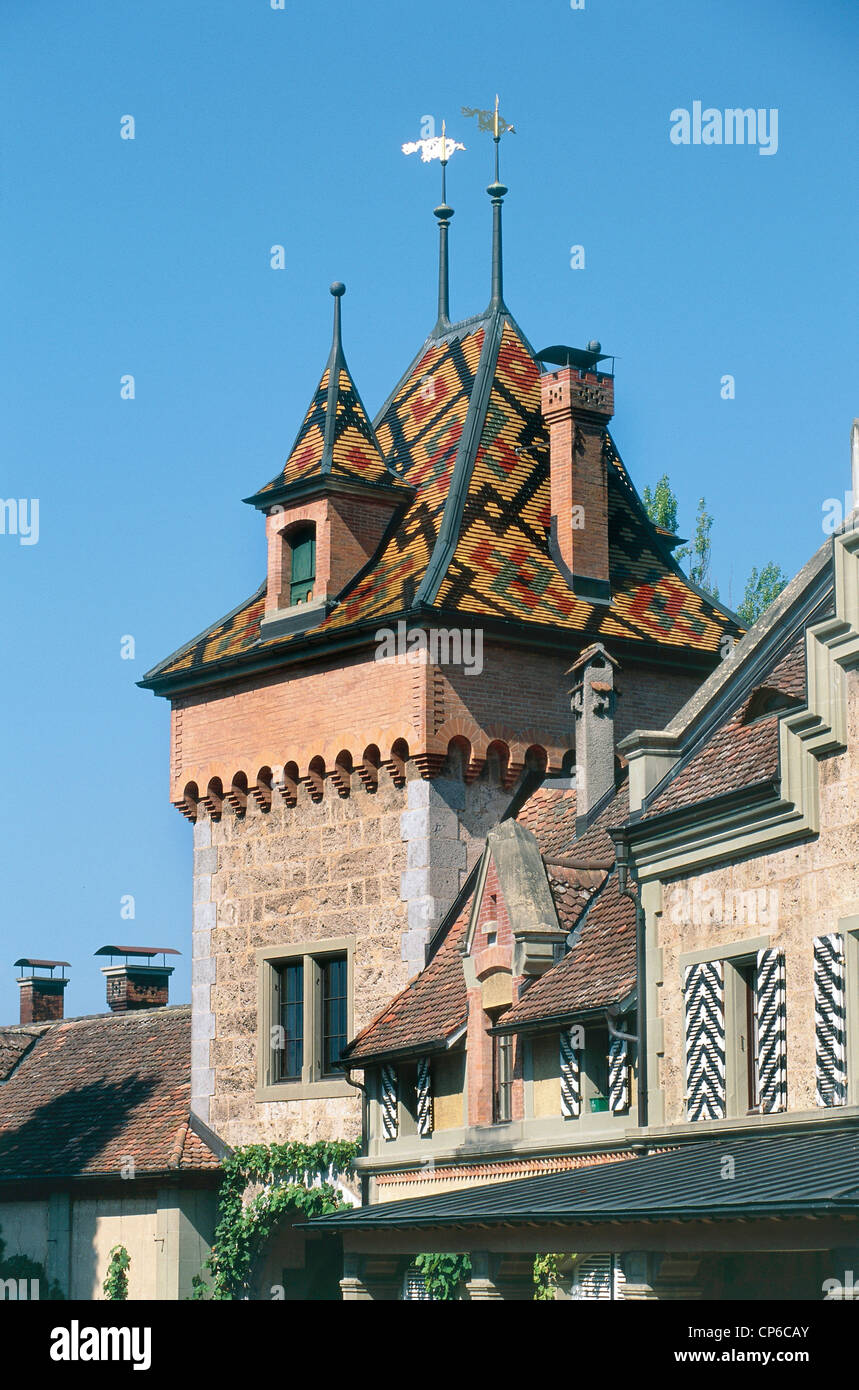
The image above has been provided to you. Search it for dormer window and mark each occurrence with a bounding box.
[288,525,316,606]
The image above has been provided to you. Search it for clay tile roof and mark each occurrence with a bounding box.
[516,783,579,858]
[645,636,807,819]
[343,903,471,1064]
[143,311,742,688]
[500,874,637,1029]
[0,1005,221,1181]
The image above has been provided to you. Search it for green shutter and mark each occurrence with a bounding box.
[289,530,315,605]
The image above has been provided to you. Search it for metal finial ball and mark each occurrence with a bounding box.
[587,339,601,354]
[330,282,346,298]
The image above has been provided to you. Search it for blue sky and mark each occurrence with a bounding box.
[1,0,856,1022]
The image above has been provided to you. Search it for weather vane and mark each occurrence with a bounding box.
[461,95,515,181]
[402,120,465,334]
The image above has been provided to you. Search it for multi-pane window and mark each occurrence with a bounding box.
[270,948,349,1086]
[276,960,304,1081]
[322,955,347,1075]
[289,526,315,606]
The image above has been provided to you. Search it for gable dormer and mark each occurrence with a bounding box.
[244,282,412,638]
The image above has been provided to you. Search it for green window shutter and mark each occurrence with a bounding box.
[289,529,316,605]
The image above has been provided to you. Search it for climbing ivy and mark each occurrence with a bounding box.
[0,1225,64,1300]
[413,1252,472,1300]
[533,1253,565,1300]
[193,1140,359,1300]
[103,1245,131,1301]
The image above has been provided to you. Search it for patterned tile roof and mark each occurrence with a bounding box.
[251,364,395,496]
[0,1006,221,1181]
[499,873,637,1029]
[144,306,741,687]
[644,637,807,819]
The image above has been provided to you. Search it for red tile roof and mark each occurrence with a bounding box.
[344,905,471,1063]
[0,1006,220,1181]
[645,637,806,818]
[344,780,634,1062]
[500,874,637,1028]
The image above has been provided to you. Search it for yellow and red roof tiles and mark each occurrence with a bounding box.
[148,310,740,683]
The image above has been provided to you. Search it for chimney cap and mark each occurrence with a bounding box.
[567,642,621,677]
[535,343,613,374]
[94,945,181,960]
[14,957,71,971]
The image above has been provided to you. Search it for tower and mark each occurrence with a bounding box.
[140,122,740,1151]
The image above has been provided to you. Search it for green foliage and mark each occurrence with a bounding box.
[194,1140,359,1300]
[737,561,789,626]
[688,497,718,599]
[533,1253,564,1300]
[413,1252,472,1300]
[642,473,680,535]
[0,1224,64,1300]
[103,1244,131,1301]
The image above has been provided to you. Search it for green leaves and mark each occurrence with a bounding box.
[642,474,680,535]
[103,1244,131,1300]
[194,1140,360,1300]
[737,561,789,626]
[413,1253,472,1300]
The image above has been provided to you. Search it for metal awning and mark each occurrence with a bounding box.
[305,1127,859,1230]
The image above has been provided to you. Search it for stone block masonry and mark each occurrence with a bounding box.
[195,763,508,1148]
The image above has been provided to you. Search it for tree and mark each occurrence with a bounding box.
[641,474,680,535]
[737,562,789,626]
[688,497,718,600]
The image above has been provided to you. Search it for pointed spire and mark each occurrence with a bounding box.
[326,279,346,372]
[245,281,406,505]
[486,96,509,313]
[432,121,454,334]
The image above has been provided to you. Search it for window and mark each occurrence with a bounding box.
[260,939,353,1097]
[289,526,315,606]
[321,954,347,1074]
[492,1027,513,1123]
[276,960,303,1081]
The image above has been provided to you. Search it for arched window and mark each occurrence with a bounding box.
[288,525,315,605]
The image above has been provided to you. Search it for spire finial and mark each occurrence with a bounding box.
[328,281,345,366]
[402,122,465,336]
[462,98,515,313]
[432,120,455,333]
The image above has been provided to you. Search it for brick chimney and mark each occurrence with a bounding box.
[570,643,620,832]
[14,959,70,1023]
[95,945,180,1013]
[540,353,615,603]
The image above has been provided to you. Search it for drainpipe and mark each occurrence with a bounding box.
[344,1067,369,1207]
[611,833,647,1130]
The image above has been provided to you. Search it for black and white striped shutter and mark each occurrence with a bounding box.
[814,934,847,1107]
[608,1027,630,1113]
[755,949,787,1112]
[380,1064,399,1139]
[416,1056,433,1137]
[684,961,726,1121]
[560,1027,581,1119]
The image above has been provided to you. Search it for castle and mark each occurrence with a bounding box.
[139,141,738,1170]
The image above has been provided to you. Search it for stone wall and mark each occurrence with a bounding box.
[655,671,859,1123]
[195,763,509,1148]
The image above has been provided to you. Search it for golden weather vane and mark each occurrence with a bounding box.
[461,96,515,181]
